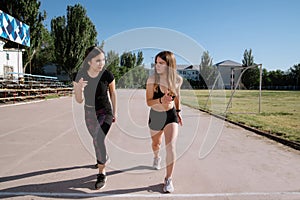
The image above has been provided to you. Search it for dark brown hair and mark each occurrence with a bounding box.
[82,46,105,71]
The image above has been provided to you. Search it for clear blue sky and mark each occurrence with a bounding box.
[40,0,300,71]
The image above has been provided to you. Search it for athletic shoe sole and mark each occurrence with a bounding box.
[95,175,107,190]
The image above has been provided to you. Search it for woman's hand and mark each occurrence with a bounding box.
[73,78,88,91]
[177,112,183,126]
[73,78,88,103]
[161,92,173,104]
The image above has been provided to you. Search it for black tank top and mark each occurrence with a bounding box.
[153,85,175,100]
[153,85,164,99]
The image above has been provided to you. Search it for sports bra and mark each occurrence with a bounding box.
[153,85,176,100]
[153,85,165,99]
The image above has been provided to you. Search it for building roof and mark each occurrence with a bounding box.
[214,60,243,67]
[177,64,199,70]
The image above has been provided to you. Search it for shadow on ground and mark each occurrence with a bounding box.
[0,164,163,199]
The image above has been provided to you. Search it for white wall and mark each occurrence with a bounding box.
[217,66,242,89]
[0,46,23,80]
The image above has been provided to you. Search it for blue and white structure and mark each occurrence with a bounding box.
[0,10,30,47]
[0,10,30,80]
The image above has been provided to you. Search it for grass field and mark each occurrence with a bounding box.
[181,90,300,143]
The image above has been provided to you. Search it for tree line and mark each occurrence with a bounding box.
[197,49,300,90]
[0,1,148,88]
[1,0,299,90]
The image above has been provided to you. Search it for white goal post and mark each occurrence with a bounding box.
[225,64,263,113]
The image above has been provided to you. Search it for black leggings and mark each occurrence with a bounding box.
[85,108,112,165]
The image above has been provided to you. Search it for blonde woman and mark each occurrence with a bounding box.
[146,51,183,193]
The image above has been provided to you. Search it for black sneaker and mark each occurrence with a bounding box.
[95,173,107,189]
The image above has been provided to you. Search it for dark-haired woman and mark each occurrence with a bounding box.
[74,46,117,190]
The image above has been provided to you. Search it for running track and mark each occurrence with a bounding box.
[0,89,299,200]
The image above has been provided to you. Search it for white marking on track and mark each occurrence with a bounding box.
[0,191,299,198]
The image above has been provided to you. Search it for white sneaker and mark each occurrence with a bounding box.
[163,177,174,193]
[153,157,161,170]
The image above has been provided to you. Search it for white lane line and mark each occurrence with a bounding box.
[0,97,69,108]
[0,110,71,138]
[2,126,75,175]
[0,191,299,198]
[0,100,45,108]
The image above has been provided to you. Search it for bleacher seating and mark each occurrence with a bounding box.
[0,72,72,103]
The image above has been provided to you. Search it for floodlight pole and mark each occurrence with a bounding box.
[259,64,262,113]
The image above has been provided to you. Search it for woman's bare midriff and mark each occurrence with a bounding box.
[151,102,174,112]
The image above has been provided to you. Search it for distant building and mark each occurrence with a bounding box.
[150,63,200,81]
[150,60,246,89]
[0,40,24,80]
[214,60,243,89]
[177,65,200,81]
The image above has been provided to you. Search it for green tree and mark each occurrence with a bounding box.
[262,68,271,88]
[288,63,300,89]
[106,50,121,82]
[136,51,144,66]
[118,66,148,89]
[241,49,259,89]
[242,49,254,67]
[118,51,145,88]
[268,70,285,87]
[199,51,215,88]
[0,0,49,74]
[120,52,136,69]
[31,26,55,74]
[51,4,97,80]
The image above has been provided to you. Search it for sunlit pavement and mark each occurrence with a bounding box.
[0,89,300,200]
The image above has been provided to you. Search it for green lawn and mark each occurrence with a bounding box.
[181,90,300,143]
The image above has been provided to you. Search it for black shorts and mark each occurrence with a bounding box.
[148,107,179,131]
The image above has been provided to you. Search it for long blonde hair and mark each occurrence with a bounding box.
[154,51,178,96]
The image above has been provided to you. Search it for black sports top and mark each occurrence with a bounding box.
[153,85,165,99]
[75,69,114,111]
[153,85,176,100]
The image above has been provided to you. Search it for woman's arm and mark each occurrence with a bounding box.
[109,79,117,121]
[174,76,183,109]
[146,76,175,107]
[146,83,161,107]
[146,77,163,107]
[174,76,183,126]
[73,77,87,104]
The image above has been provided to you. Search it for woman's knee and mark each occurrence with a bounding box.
[152,139,162,148]
[166,141,176,152]
[150,130,163,146]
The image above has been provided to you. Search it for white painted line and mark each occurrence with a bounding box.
[2,126,75,175]
[0,96,69,108]
[0,191,299,198]
[0,110,71,138]
[0,99,45,108]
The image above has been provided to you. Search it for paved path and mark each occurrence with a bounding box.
[0,89,300,200]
